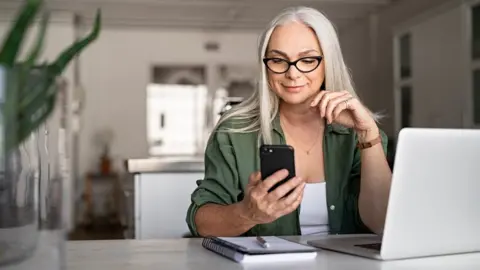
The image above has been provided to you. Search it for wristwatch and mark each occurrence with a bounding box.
[357,135,382,149]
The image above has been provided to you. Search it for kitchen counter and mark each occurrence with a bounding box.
[124,156,204,239]
[125,156,204,173]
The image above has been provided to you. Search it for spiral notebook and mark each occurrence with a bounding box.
[202,236,318,263]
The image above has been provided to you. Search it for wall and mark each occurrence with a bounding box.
[408,5,466,129]
[339,0,457,137]
[79,28,260,175]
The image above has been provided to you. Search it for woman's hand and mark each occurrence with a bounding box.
[239,169,305,225]
[310,90,379,142]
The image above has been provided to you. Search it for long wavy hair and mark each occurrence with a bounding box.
[215,6,377,144]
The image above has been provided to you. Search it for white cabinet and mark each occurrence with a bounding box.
[134,172,202,239]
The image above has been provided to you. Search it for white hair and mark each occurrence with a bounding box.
[215,6,379,144]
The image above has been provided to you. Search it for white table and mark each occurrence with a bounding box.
[5,235,480,270]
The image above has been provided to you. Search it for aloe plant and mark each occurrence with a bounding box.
[0,0,102,153]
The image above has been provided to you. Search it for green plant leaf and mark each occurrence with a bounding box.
[51,9,101,75]
[17,83,56,146]
[1,4,102,151]
[0,0,43,67]
[25,10,50,68]
[18,95,55,145]
[16,13,50,108]
[18,65,53,111]
[4,65,55,153]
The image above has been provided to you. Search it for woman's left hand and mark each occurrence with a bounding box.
[310,90,379,141]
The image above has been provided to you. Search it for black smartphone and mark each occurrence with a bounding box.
[259,144,296,193]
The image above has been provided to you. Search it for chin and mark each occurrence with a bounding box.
[278,92,312,105]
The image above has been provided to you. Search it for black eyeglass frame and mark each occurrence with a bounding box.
[262,56,323,74]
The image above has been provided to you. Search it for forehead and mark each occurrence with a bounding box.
[267,21,321,56]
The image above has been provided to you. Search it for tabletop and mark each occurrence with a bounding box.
[4,234,480,270]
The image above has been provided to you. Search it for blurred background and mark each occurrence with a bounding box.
[0,0,476,240]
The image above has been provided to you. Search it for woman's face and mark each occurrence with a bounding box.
[264,21,325,106]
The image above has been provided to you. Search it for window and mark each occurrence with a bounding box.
[146,84,207,156]
[146,65,254,155]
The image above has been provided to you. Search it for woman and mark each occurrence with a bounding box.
[186,6,392,237]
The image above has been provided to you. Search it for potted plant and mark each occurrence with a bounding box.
[0,0,101,267]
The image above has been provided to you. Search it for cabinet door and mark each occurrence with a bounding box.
[135,172,202,239]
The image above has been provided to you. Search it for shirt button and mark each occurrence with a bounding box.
[330,205,335,211]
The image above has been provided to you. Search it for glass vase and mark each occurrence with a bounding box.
[0,65,68,270]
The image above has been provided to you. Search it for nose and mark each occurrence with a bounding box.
[285,65,302,79]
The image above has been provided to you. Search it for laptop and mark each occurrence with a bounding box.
[308,128,480,260]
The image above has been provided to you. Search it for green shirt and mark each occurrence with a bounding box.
[186,114,388,237]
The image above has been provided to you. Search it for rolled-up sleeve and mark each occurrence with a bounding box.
[345,129,389,233]
[186,130,241,236]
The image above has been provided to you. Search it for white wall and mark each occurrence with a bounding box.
[79,28,260,175]
[339,0,457,136]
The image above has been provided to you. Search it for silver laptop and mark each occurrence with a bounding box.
[308,128,480,260]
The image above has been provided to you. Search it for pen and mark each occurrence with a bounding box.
[256,236,270,248]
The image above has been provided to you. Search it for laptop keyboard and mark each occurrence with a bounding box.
[355,243,382,251]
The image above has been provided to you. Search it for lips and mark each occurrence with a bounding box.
[283,85,305,93]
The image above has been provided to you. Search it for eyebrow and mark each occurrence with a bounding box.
[267,49,320,58]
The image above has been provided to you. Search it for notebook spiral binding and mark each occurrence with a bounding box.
[202,238,239,260]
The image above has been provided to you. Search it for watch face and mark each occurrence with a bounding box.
[357,136,381,149]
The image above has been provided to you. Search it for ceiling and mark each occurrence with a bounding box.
[0,0,398,31]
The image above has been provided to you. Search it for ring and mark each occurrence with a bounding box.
[344,98,351,109]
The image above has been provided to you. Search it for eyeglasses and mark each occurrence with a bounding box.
[262,56,323,74]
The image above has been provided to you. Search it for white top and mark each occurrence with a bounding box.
[300,182,330,235]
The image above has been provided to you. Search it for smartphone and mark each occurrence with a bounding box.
[259,144,296,193]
